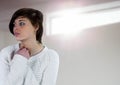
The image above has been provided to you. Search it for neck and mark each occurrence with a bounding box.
[20,39,43,56]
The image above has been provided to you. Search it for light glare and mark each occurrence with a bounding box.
[50,9,120,35]
[46,1,120,36]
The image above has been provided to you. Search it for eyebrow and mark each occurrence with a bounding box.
[18,19,26,22]
[13,19,26,25]
[16,17,27,21]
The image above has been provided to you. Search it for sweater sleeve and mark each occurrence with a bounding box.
[0,49,28,85]
[41,50,59,85]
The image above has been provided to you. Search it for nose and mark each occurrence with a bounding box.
[13,23,22,29]
[13,26,18,32]
[13,24,20,33]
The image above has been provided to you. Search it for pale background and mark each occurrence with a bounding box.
[0,0,120,85]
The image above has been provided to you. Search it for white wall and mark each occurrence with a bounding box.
[0,31,5,49]
[0,29,17,50]
[44,23,120,85]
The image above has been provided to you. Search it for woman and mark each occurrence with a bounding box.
[0,8,59,85]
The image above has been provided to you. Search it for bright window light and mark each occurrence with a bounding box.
[46,1,120,36]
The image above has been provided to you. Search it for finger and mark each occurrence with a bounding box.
[23,48,29,53]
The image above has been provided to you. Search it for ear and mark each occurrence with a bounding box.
[34,25,39,32]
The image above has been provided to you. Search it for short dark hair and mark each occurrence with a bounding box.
[9,8,43,43]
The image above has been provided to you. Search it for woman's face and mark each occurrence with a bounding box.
[13,17,37,41]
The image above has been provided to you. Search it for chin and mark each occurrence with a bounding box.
[16,37,24,41]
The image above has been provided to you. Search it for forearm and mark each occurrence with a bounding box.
[6,54,28,85]
[0,54,28,85]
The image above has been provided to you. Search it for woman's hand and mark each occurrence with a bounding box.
[16,47,30,59]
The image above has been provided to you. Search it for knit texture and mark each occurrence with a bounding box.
[0,43,59,85]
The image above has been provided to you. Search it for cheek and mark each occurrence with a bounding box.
[13,27,17,33]
[29,26,36,34]
[25,28,36,37]
[21,25,36,37]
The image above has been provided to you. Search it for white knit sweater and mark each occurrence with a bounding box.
[0,43,59,85]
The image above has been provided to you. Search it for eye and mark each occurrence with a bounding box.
[19,22,25,26]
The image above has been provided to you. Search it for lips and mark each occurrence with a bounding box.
[14,32,20,37]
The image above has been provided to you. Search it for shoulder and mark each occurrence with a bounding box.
[46,48,59,63]
[47,49,59,57]
[0,43,18,54]
[0,44,17,60]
